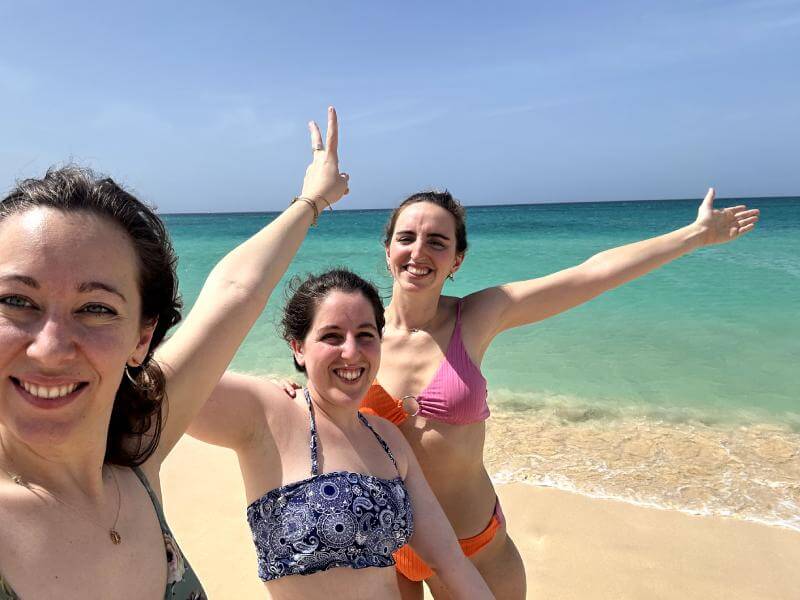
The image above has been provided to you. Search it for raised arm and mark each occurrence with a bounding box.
[147,108,349,465]
[465,188,759,345]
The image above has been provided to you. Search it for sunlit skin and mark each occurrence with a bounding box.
[385,202,463,295]
[192,285,494,599]
[373,189,759,599]
[0,208,153,457]
[291,291,382,416]
[0,108,356,599]
[0,207,170,600]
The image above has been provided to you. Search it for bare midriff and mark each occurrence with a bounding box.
[398,417,497,538]
[265,565,401,599]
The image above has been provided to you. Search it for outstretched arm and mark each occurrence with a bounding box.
[148,107,348,465]
[466,188,759,345]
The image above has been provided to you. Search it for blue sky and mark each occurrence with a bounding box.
[1,1,798,212]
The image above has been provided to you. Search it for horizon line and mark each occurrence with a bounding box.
[159,193,798,216]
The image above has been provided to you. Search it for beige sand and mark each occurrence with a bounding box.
[161,436,800,599]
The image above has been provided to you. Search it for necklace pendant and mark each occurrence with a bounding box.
[109,529,122,545]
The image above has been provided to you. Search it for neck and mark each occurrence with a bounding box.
[0,427,109,501]
[386,282,443,331]
[303,386,363,435]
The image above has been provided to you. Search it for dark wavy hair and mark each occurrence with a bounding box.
[0,165,182,466]
[383,190,468,254]
[281,269,385,373]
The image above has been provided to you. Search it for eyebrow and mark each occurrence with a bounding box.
[0,274,38,288]
[395,230,451,241]
[77,281,128,302]
[319,323,379,332]
[0,274,127,302]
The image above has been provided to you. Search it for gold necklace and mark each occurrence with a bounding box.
[1,462,123,545]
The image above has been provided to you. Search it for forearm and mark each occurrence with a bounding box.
[202,199,320,323]
[434,555,495,599]
[582,222,705,290]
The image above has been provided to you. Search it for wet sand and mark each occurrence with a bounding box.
[161,435,800,599]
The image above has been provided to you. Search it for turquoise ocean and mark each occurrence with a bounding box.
[165,197,799,531]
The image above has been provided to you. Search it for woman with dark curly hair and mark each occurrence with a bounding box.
[0,108,348,599]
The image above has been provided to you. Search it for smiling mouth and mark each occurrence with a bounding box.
[333,367,365,383]
[10,377,89,400]
[404,265,432,277]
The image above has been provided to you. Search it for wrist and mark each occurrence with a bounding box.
[290,196,320,226]
[683,222,708,250]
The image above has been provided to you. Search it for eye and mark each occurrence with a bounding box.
[396,236,414,243]
[321,333,343,342]
[428,240,446,249]
[79,303,117,316]
[0,295,35,309]
[358,332,376,339]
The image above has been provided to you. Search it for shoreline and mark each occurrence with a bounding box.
[162,436,800,599]
[484,407,800,533]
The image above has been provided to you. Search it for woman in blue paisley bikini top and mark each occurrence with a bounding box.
[247,389,413,580]
[190,269,494,599]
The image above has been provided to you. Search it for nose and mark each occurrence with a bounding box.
[26,315,78,366]
[340,333,360,362]
[410,239,425,260]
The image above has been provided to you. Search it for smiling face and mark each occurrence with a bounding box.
[291,291,381,409]
[385,201,464,292]
[0,207,154,450]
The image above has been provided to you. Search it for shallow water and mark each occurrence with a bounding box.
[164,196,800,528]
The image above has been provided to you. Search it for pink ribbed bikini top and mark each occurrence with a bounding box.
[374,299,490,426]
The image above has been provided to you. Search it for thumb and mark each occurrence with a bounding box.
[701,187,715,210]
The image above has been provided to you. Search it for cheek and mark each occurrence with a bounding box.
[0,321,25,370]
[75,325,137,371]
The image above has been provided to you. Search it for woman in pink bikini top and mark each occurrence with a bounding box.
[360,188,758,600]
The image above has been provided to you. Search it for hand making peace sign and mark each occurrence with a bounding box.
[299,106,350,209]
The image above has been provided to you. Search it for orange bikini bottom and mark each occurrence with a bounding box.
[394,499,505,582]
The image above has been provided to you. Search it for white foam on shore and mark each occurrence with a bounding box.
[484,404,800,535]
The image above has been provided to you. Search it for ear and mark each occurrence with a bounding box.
[290,339,306,368]
[450,252,465,275]
[129,318,157,366]
[384,244,392,271]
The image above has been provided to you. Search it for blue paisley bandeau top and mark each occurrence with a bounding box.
[246,389,414,581]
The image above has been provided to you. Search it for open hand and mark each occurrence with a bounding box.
[694,188,759,246]
[300,106,350,208]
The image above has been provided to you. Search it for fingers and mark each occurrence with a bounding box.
[309,120,323,153]
[325,106,339,161]
[701,187,715,210]
[341,172,350,195]
[733,208,759,218]
[738,215,759,227]
[738,223,756,235]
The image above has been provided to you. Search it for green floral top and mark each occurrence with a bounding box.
[0,467,206,600]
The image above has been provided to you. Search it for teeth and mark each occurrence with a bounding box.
[334,368,363,381]
[406,265,431,276]
[19,381,79,399]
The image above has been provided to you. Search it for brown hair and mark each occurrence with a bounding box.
[281,269,385,373]
[0,165,182,466]
[383,190,468,254]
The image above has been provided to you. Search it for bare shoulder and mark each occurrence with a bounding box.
[360,412,412,475]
